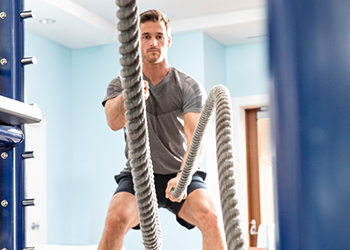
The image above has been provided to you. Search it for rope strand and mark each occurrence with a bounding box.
[171,85,245,250]
[115,1,163,249]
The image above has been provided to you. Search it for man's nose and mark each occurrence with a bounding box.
[150,37,158,47]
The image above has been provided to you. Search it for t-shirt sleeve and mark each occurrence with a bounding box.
[102,77,123,107]
[182,76,207,114]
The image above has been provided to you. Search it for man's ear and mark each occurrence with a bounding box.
[167,36,172,48]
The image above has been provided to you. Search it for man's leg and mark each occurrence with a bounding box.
[177,189,227,250]
[98,192,139,250]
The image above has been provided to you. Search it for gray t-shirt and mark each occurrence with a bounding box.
[102,67,206,175]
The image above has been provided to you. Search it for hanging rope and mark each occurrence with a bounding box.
[115,0,162,249]
[171,85,245,250]
[116,1,245,249]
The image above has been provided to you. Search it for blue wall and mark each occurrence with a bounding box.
[69,44,125,244]
[203,33,226,91]
[169,32,205,86]
[226,41,269,97]
[25,30,268,247]
[25,31,73,244]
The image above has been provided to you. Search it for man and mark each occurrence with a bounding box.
[99,9,227,250]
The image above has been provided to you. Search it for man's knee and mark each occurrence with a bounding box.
[195,206,221,232]
[104,212,130,236]
[104,193,139,236]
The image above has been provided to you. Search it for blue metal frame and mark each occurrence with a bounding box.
[0,0,26,249]
[0,125,24,147]
[269,0,350,249]
[0,0,24,100]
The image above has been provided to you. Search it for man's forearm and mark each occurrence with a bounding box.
[105,95,127,131]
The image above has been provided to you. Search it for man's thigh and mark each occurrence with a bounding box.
[177,188,219,228]
[107,192,140,229]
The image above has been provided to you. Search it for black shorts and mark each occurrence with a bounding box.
[114,171,207,230]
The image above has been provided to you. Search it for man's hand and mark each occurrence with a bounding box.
[165,175,187,203]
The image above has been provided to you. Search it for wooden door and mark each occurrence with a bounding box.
[246,107,274,247]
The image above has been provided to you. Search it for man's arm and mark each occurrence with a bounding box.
[105,95,127,131]
[182,112,204,174]
[105,81,149,131]
[165,112,203,202]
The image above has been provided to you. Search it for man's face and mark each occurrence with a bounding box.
[140,21,171,65]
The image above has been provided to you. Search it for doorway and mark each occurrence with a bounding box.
[246,107,274,247]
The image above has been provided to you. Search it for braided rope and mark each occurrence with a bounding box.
[115,0,162,249]
[171,85,245,250]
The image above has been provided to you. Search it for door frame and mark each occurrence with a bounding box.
[230,94,269,246]
[25,119,47,245]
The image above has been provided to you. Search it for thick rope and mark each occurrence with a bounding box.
[115,0,162,249]
[171,85,245,250]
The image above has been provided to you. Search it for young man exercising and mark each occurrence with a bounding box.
[99,9,227,250]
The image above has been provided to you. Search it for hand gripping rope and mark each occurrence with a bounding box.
[115,0,245,249]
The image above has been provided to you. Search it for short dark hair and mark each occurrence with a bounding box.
[139,9,172,36]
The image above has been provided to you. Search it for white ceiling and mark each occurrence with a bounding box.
[24,0,267,49]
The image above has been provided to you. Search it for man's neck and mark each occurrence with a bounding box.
[142,62,170,86]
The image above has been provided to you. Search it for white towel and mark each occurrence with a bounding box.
[257,223,275,250]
